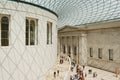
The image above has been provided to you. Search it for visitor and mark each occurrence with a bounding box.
[54,71,56,78]
[85,73,87,77]
[57,70,59,76]
[83,65,85,70]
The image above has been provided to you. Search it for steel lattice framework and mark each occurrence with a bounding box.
[11,0,120,27]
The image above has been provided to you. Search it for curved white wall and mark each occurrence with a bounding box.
[0,1,57,80]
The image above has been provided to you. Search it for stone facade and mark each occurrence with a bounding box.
[58,26,88,65]
[58,20,120,72]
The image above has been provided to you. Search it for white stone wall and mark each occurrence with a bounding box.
[87,28,120,72]
[0,1,57,80]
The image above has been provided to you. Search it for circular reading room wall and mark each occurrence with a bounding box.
[0,1,58,80]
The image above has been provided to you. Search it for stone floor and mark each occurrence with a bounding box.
[45,56,120,80]
[45,56,70,80]
[72,66,120,80]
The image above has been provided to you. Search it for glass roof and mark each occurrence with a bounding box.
[9,0,120,27]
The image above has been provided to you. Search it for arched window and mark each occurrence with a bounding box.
[1,16,9,46]
[47,21,52,44]
[26,19,29,45]
[25,18,37,45]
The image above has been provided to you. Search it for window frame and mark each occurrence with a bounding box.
[25,17,38,46]
[98,48,102,59]
[74,46,77,56]
[47,21,52,45]
[90,47,93,57]
[63,45,66,53]
[68,45,71,57]
[0,14,10,46]
[109,49,113,61]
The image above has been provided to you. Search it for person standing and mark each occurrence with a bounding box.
[57,70,59,76]
[83,65,85,70]
[54,71,56,78]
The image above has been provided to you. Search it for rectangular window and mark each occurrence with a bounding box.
[74,46,77,56]
[68,46,71,57]
[98,48,102,59]
[90,48,93,57]
[63,45,66,53]
[47,21,52,44]
[109,49,113,61]
[26,18,38,45]
[0,15,10,46]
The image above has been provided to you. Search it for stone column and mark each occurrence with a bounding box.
[76,46,79,64]
[70,36,74,60]
[77,36,80,64]
[65,36,68,54]
[60,36,63,54]
[58,36,60,54]
[79,33,87,65]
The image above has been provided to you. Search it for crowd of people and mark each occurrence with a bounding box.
[53,54,100,80]
[54,70,59,78]
[70,65,86,80]
[70,64,98,80]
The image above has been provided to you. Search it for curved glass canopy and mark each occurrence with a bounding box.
[10,0,120,27]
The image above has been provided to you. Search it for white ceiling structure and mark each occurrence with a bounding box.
[10,0,120,27]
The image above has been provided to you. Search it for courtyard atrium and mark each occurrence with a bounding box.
[0,0,120,80]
